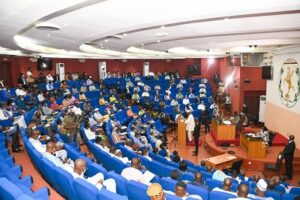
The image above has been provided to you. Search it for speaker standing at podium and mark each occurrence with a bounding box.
[185,110,195,143]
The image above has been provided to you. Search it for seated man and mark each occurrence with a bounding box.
[43,142,73,170]
[68,159,116,193]
[0,115,22,153]
[212,178,236,196]
[83,122,96,140]
[174,181,202,200]
[229,184,249,200]
[93,108,105,126]
[111,126,127,144]
[121,157,152,185]
[248,179,274,200]
[113,149,130,164]
[191,172,205,187]
[126,107,138,119]
[94,137,110,153]
[29,129,67,159]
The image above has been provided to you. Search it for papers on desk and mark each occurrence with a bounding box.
[143,170,155,183]
[228,155,236,159]
[223,120,232,125]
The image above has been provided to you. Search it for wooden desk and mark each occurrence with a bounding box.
[240,133,266,159]
[177,120,186,147]
[211,120,236,140]
[206,153,237,170]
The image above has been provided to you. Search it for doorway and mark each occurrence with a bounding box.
[244,91,266,124]
[0,61,12,87]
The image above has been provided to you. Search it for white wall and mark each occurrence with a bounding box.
[265,46,300,146]
[266,46,300,114]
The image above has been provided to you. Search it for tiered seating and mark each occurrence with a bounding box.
[0,134,49,200]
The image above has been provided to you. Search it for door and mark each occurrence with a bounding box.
[244,91,266,124]
[0,61,12,87]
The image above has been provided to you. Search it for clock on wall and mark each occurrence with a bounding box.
[278,58,300,108]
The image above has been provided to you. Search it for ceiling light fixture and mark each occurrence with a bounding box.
[123,33,127,37]
[104,39,108,42]
[35,22,61,31]
[157,40,160,43]
[160,25,165,29]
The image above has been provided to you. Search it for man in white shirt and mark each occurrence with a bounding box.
[174,181,202,200]
[93,108,105,126]
[229,184,250,200]
[197,101,205,111]
[248,179,274,200]
[46,73,54,82]
[94,137,110,153]
[114,149,130,164]
[43,142,73,171]
[212,178,236,196]
[121,157,149,185]
[29,129,67,159]
[182,96,190,105]
[15,87,27,96]
[185,110,195,143]
[0,104,22,152]
[68,159,116,193]
[83,123,96,140]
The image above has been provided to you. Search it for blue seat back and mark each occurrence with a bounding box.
[107,171,128,196]
[126,180,148,200]
[73,178,98,200]
[209,191,237,200]
[0,177,24,200]
[54,167,79,200]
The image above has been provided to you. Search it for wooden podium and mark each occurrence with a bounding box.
[177,119,186,147]
[211,120,236,140]
[240,133,266,159]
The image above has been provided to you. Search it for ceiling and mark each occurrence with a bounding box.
[0,0,300,59]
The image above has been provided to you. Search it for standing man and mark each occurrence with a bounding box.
[193,120,200,156]
[185,110,195,143]
[283,135,295,180]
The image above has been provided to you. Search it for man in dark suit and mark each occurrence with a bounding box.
[17,73,28,89]
[283,135,296,179]
[192,120,200,156]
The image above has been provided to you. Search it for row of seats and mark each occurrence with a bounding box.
[20,127,128,200]
[0,134,49,200]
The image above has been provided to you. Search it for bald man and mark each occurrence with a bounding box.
[121,157,150,185]
[212,178,236,196]
[43,142,73,170]
[229,184,249,200]
[68,159,116,193]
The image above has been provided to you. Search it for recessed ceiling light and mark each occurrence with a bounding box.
[35,22,61,31]
[157,40,160,43]
[160,26,165,29]
[156,32,169,37]
[104,39,108,42]
[224,18,229,21]
[47,34,51,37]
[123,33,127,37]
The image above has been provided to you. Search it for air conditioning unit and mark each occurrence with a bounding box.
[56,63,65,81]
[259,95,266,123]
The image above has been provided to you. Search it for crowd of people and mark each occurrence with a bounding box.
[0,69,297,199]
